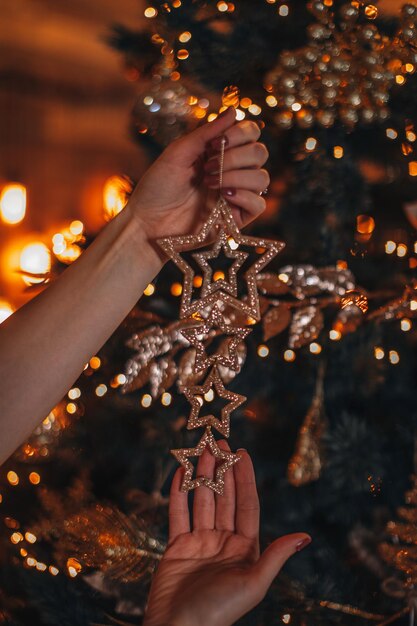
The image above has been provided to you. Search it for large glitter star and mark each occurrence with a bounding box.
[157,197,284,320]
[192,229,248,299]
[181,304,252,373]
[183,364,246,437]
[171,427,241,495]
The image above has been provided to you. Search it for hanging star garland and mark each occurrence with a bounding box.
[181,304,252,373]
[171,427,241,494]
[157,197,284,321]
[183,364,246,437]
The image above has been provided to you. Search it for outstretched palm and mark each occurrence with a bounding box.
[143,443,310,626]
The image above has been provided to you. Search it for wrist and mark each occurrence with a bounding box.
[123,201,165,275]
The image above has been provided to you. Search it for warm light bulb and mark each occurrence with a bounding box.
[19,242,51,285]
[0,300,15,324]
[0,183,26,224]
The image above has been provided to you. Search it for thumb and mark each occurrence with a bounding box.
[251,533,312,593]
[173,106,236,164]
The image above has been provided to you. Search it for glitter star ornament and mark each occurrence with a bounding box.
[157,197,284,321]
[183,364,246,437]
[181,304,252,373]
[171,427,241,495]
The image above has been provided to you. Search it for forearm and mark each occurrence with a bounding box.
[0,203,162,465]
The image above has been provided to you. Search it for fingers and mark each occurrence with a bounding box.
[193,448,216,530]
[205,142,268,174]
[204,169,270,194]
[225,191,266,229]
[168,467,190,543]
[211,120,261,152]
[250,533,312,594]
[234,449,260,540]
[173,107,237,165]
[215,440,236,532]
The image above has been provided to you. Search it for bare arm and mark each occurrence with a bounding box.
[0,107,270,464]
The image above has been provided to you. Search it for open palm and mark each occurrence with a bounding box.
[143,442,311,626]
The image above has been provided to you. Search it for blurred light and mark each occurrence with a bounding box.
[407,130,417,142]
[26,557,37,567]
[29,472,40,485]
[36,562,47,571]
[69,220,83,236]
[291,102,301,112]
[116,374,126,385]
[204,389,215,402]
[66,402,77,414]
[401,318,412,331]
[248,104,262,115]
[266,95,278,107]
[356,215,375,234]
[0,300,15,324]
[19,242,51,285]
[103,175,130,221]
[309,342,322,354]
[144,283,155,296]
[235,109,245,120]
[305,137,317,151]
[89,356,101,369]
[396,75,405,85]
[284,349,296,362]
[410,300,417,311]
[227,237,239,250]
[20,548,27,557]
[386,128,398,139]
[397,244,407,257]
[278,272,289,283]
[25,532,37,544]
[144,6,158,17]
[11,532,23,544]
[282,616,291,625]
[171,283,183,296]
[68,387,81,400]
[213,271,225,281]
[95,384,107,397]
[141,394,152,408]
[144,96,153,106]
[207,113,218,122]
[193,275,203,288]
[389,350,400,364]
[179,31,192,42]
[409,161,417,176]
[385,240,396,254]
[161,392,172,406]
[257,345,269,358]
[240,98,252,108]
[279,4,289,15]
[405,63,415,73]
[0,183,26,225]
[217,1,228,11]
[177,49,189,60]
[329,329,342,341]
[374,347,385,360]
[7,471,19,486]
[67,557,82,577]
[334,146,344,159]
[49,566,59,576]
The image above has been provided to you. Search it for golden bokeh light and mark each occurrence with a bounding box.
[0,183,26,225]
[19,242,51,285]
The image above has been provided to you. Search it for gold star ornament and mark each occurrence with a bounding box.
[171,427,241,495]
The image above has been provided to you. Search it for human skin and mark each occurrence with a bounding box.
[143,441,311,626]
[0,107,270,465]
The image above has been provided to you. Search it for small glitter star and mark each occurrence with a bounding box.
[171,427,241,494]
[183,364,246,437]
[181,305,252,373]
[157,197,284,320]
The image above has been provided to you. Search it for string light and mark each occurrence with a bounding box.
[334,146,344,159]
[257,345,270,358]
[0,300,14,324]
[305,137,318,151]
[49,566,59,576]
[171,283,183,296]
[19,242,51,286]
[66,402,77,414]
[7,471,19,486]
[141,394,152,408]
[329,329,342,341]
[161,392,172,406]
[284,349,296,362]
[95,384,107,397]
[309,342,322,354]
[409,161,417,176]
[29,472,41,485]
[386,128,398,139]
[11,532,23,544]
[385,240,396,254]
[144,283,155,296]
[0,183,26,225]
[389,350,400,364]
[401,318,412,331]
[397,244,407,257]
[67,557,82,577]
[25,532,37,544]
[374,347,385,360]
[278,4,289,16]
[68,387,81,400]
[204,389,215,402]
[89,356,101,369]
[144,6,158,18]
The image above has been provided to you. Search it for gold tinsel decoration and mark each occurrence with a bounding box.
[287,362,326,487]
[267,1,417,129]
[54,504,165,583]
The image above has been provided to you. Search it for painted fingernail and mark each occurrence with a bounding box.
[210,134,229,151]
[204,158,219,174]
[296,536,312,552]
[222,187,236,197]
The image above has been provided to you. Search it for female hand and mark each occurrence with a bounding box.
[143,442,311,626]
[128,107,270,257]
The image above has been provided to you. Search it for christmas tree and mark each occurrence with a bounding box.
[1,1,417,624]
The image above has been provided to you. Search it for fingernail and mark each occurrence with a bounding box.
[210,134,229,151]
[296,536,312,552]
[204,157,219,174]
[222,187,236,197]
